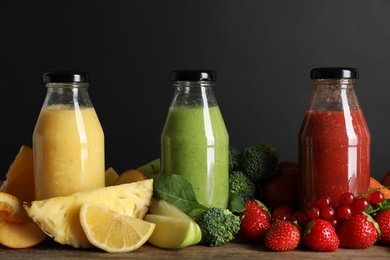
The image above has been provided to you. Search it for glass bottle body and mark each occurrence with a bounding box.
[33,81,105,200]
[298,78,371,209]
[161,80,229,209]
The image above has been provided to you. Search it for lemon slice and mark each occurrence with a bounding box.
[79,203,156,253]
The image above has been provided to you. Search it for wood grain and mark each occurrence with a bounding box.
[0,239,389,260]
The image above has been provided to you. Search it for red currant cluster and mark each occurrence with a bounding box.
[295,190,385,229]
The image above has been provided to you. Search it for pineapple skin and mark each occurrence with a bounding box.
[23,179,153,248]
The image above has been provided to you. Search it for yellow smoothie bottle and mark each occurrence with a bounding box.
[33,72,105,200]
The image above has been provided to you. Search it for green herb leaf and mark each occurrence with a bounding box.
[228,192,245,213]
[153,174,208,220]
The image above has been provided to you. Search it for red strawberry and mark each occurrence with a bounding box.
[336,212,379,248]
[264,220,300,251]
[373,209,390,246]
[303,219,339,252]
[239,200,271,243]
[240,200,269,216]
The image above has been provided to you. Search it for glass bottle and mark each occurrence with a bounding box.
[161,70,229,209]
[33,72,105,200]
[298,67,371,209]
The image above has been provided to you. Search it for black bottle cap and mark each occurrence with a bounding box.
[43,72,89,83]
[171,70,216,81]
[310,67,359,79]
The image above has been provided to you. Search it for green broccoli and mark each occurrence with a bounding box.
[240,143,280,183]
[229,170,256,202]
[196,207,241,247]
[229,146,242,173]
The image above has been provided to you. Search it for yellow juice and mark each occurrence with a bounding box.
[33,105,105,199]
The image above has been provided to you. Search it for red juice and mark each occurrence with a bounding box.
[298,109,370,208]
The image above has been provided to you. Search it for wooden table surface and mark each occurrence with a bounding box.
[0,238,389,260]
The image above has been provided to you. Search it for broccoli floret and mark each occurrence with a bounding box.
[197,207,241,247]
[229,170,256,202]
[229,146,242,173]
[240,143,279,183]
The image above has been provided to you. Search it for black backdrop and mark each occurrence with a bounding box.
[1,0,390,181]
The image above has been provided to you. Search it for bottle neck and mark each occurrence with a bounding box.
[43,82,93,108]
[171,81,218,108]
[313,78,356,88]
[309,78,361,111]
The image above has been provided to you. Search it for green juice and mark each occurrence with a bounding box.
[161,106,229,209]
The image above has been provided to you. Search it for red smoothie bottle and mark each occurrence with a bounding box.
[298,67,371,209]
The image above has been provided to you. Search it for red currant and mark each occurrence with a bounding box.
[337,205,353,219]
[271,206,293,221]
[295,210,310,228]
[306,200,318,209]
[370,190,385,205]
[328,218,340,229]
[320,206,335,220]
[338,192,355,206]
[317,196,331,209]
[306,206,320,220]
[273,212,289,221]
[351,197,370,213]
[288,214,297,222]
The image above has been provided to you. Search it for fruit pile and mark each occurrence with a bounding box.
[2,144,390,254]
[0,145,201,253]
[0,145,157,252]
[229,142,390,252]
[238,187,390,252]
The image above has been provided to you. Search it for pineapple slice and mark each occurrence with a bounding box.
[23,179,153,249]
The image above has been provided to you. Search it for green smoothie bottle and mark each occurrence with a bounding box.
[161,70,229,209]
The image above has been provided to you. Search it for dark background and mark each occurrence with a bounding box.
[1,1,390,181]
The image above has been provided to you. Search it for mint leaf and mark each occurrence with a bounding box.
[153,174,208,220]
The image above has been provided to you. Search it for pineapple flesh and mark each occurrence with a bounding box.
[23,179,153,248]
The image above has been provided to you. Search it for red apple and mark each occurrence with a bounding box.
[381,171,390,186]
[260,161,299,209]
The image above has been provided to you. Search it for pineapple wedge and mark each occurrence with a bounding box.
[23,179,153,249]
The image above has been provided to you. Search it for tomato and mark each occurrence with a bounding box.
[260,161,299,209]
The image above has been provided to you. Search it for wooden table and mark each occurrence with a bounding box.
[0,239,389,259]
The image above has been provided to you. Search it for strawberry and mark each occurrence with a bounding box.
[239,200,271,243]
[264,220,300,251]
[373,209,390,246]
[240,199,269,216]
[303,219,339,252]
[336,212,379,248]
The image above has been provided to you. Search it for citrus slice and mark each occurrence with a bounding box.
[79,203,156,253]
[0,145,35,202]
[0,192,46,248]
